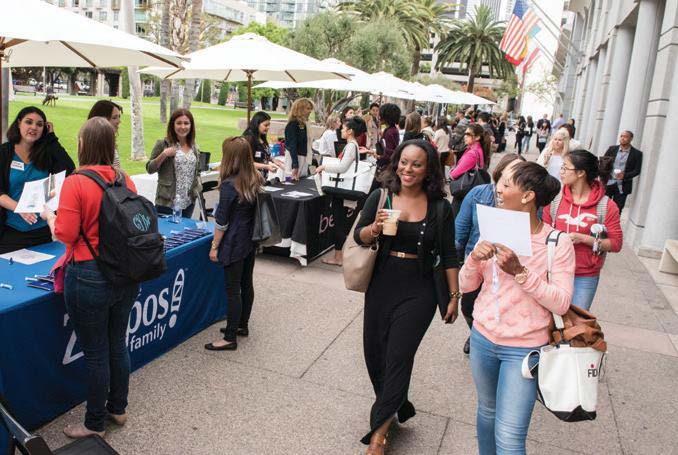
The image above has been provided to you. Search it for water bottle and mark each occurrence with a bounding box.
[171,197,181,224]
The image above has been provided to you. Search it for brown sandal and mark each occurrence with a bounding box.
[366,432,388,455]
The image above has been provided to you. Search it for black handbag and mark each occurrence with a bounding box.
[449,149,490,200]
[433,200,451,318]
[252,192,282,247]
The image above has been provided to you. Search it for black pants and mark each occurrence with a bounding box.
[331,196,348,251]
[361,257,436,444]
[0,225,52,254]
[222,250,255,342]
[605,185,628,214]
[516,135,524,154]
[439,151,450,171]
[461,286,482,329]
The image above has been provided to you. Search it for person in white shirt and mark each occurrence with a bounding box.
[537,128,570,182]
[433,116,451,170]
[316,113,341,157]
[315,116,368,266]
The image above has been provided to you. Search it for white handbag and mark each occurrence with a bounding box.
[521,230,606,422]
[320,155,376,201]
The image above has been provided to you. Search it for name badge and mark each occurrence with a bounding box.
[255,151,263,159]
[10,160,25,171]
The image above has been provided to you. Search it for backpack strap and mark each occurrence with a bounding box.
[75,168,125,189]
[549,191,563,224]
[545,229,565,331]
[596,195,608,225]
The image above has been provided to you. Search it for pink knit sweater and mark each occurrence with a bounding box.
[460,226,575,347]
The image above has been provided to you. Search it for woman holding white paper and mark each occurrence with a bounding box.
[0,106,74,254]
[315,116,367,266]
[460,161,575,455]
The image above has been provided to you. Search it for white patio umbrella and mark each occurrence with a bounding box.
[255,70,417,100]
[140,34,352,121]
[408,84,495,105]
[0,0,184,134]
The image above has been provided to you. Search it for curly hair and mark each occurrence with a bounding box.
[379,103,401,128]
[380,139,446,200]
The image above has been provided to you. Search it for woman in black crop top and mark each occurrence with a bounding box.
[353,139,460,452]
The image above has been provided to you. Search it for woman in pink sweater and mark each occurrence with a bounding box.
[460,161,575,455]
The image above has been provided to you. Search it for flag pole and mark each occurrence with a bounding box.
[525,0,582,62]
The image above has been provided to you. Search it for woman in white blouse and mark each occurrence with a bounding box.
[315,116,367,266]
[537,128,570,182]
[317,113,341,157]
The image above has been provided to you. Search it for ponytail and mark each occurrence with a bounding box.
[568,149,615,185]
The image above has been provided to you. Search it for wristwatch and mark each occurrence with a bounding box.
[514,266,529,284]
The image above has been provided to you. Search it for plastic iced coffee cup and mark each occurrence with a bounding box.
[382,209,401,236]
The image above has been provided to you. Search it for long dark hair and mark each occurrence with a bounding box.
[468,123,491,166]
[567,149,614,185]
[87,100,123,121]
[243,111,271,147]
[6,106,52,171]
[166,108,196,147]
[380,139,446,200]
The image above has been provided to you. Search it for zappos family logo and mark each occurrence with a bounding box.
[133,212,151,232]
[62,269,185,365]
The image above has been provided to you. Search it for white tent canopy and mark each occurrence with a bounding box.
[0,0,184,68]
[409,83,495,105]
[255,70,417,100]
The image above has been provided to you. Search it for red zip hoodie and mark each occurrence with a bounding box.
[543,180,623,277]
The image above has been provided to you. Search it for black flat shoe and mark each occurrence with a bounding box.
[463,337,470,355]
[204,341,237,351]
[219,327,249,337]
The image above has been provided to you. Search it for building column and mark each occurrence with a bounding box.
[597,25,634,151]
[639,60,678,253]
[583,46,606,148]
[590,42,611,153]
[618,0,662,145]
[578,56,598,143]
[626,0,673,253]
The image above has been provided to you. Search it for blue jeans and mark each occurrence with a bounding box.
[470,328,541,455]
[64,260,139,432]
[572,275,600,311]
[521,135,531,154]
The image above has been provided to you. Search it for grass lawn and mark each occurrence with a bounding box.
[9,95,286,175]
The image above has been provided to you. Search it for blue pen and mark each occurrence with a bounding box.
[9,257,13,265]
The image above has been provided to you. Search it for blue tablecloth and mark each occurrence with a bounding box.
[0,218,227,450]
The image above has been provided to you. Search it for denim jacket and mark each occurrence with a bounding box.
[455,183,495,258]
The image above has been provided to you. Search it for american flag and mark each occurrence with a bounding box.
[500,0,541,66]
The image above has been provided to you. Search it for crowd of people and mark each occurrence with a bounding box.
[0,96,644,454]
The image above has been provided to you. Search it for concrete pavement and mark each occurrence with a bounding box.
[36,138,678,454]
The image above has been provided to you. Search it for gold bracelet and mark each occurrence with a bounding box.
[211,242,219,250]
[449,291,462,300]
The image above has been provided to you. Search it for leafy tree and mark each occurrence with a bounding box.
[344,18,411,78]
[218,83,229,106]
[231,22,289,45]
[200,80,211,103]
[121,69,130,99]
[339,0,453,76]
[434,5,514,93]
[287,12,354,60]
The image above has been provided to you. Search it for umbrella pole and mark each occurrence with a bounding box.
[247,71,252,123]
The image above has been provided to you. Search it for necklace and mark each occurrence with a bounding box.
[532,221,543,235]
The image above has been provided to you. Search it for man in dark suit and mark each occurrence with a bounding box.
[604,130,643,214]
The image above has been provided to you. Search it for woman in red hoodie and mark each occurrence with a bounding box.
[543,149,623,310]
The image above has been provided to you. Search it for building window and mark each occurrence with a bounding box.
[85,11,93,18]
[136,24,147,35]
[85,0,93,7]
[99,11,107,21]
[113,11,119,21]
[73,0,79,6]
[59,0,66,6]
[100,0,108,7]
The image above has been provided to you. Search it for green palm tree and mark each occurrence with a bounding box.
[434,4,514,93]
[339,0,454,77]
